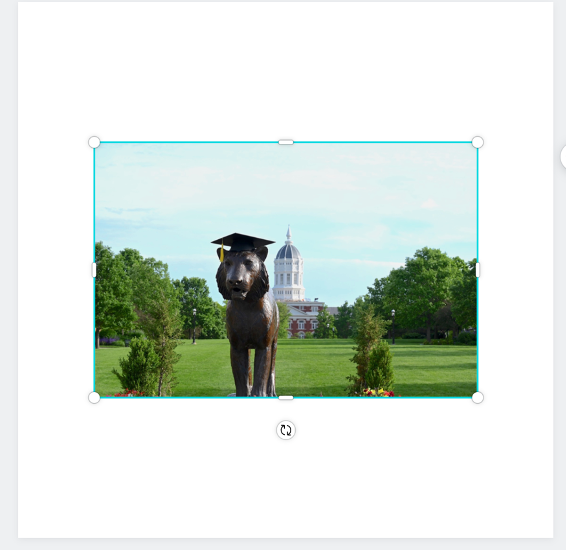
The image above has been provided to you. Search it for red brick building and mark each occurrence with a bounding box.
[284,301,326,338]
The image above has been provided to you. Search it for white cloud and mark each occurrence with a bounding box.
[97,207,156,222]
[324,224,392,251]
[308,258,404,269]
[338,153,388,166]
[159,253,217,262]
[421,198,438,209]
[279,169,363,190]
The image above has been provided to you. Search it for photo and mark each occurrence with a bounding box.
[94,142,477,398]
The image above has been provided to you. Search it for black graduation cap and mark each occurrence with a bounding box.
[211,233,275,260]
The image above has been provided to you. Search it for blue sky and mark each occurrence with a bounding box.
[95,142,477,306]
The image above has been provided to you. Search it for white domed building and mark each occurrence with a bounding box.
[273,226,305,301]
[273,226,330,339]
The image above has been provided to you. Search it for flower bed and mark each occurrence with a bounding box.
[110,389,145,397]
[359,388,397,397]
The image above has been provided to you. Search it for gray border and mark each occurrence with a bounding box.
[1,1,561,549]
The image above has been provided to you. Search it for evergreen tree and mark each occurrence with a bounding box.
[346,305,392,395]
[366,340,394,391]
[350,295,373,338]
[112,337,159,395]
[131,258,183,396]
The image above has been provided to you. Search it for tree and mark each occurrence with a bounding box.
[131,257,183,396]
[116,247,144,276]
[367,276,396,337]
[276,302,291,339]
[366,277,389,318]
[451,258,477,329]
[334,301,354,338]
[200,301,227,339]
[383,247,458,343]
[173,277,218,339]
[346,305,392,395]
[313,305,337,338]
[434,303,460,338]
[94,242,136,349]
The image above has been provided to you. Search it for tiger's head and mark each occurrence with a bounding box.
[216,246,270,302]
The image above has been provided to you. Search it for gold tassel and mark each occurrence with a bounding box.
[220,240,224,262]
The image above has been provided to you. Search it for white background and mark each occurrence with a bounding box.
[17,1,553,540]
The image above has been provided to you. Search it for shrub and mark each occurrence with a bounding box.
[108,339,126,347]
[99,336,125,346]
[99,337,117,345]
[100,328,119,339]
[402,332,423,339]
[112,337,159,396]
[457,331,477,345]
[304,331,314,339]
[365,340,394,391]
[423,337,454,346]
[100,329,143,346]
[124,329,144,340]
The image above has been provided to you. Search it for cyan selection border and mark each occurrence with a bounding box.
[100,141,471,144]
[93,140,478,399]
[100,396,470,400]
[476,147,479,393]
[93,147,96,392]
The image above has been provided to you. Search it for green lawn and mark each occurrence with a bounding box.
[95,339,477,397]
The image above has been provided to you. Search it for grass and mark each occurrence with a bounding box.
[95,338,477,398]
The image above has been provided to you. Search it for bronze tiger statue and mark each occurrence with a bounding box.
[214,234,279,397]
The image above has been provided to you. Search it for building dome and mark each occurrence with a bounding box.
[275,243,302,260]
[275,225,302,259]
[273,226,305,301]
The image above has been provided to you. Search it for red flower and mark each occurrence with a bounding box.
[114,389,145,397]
